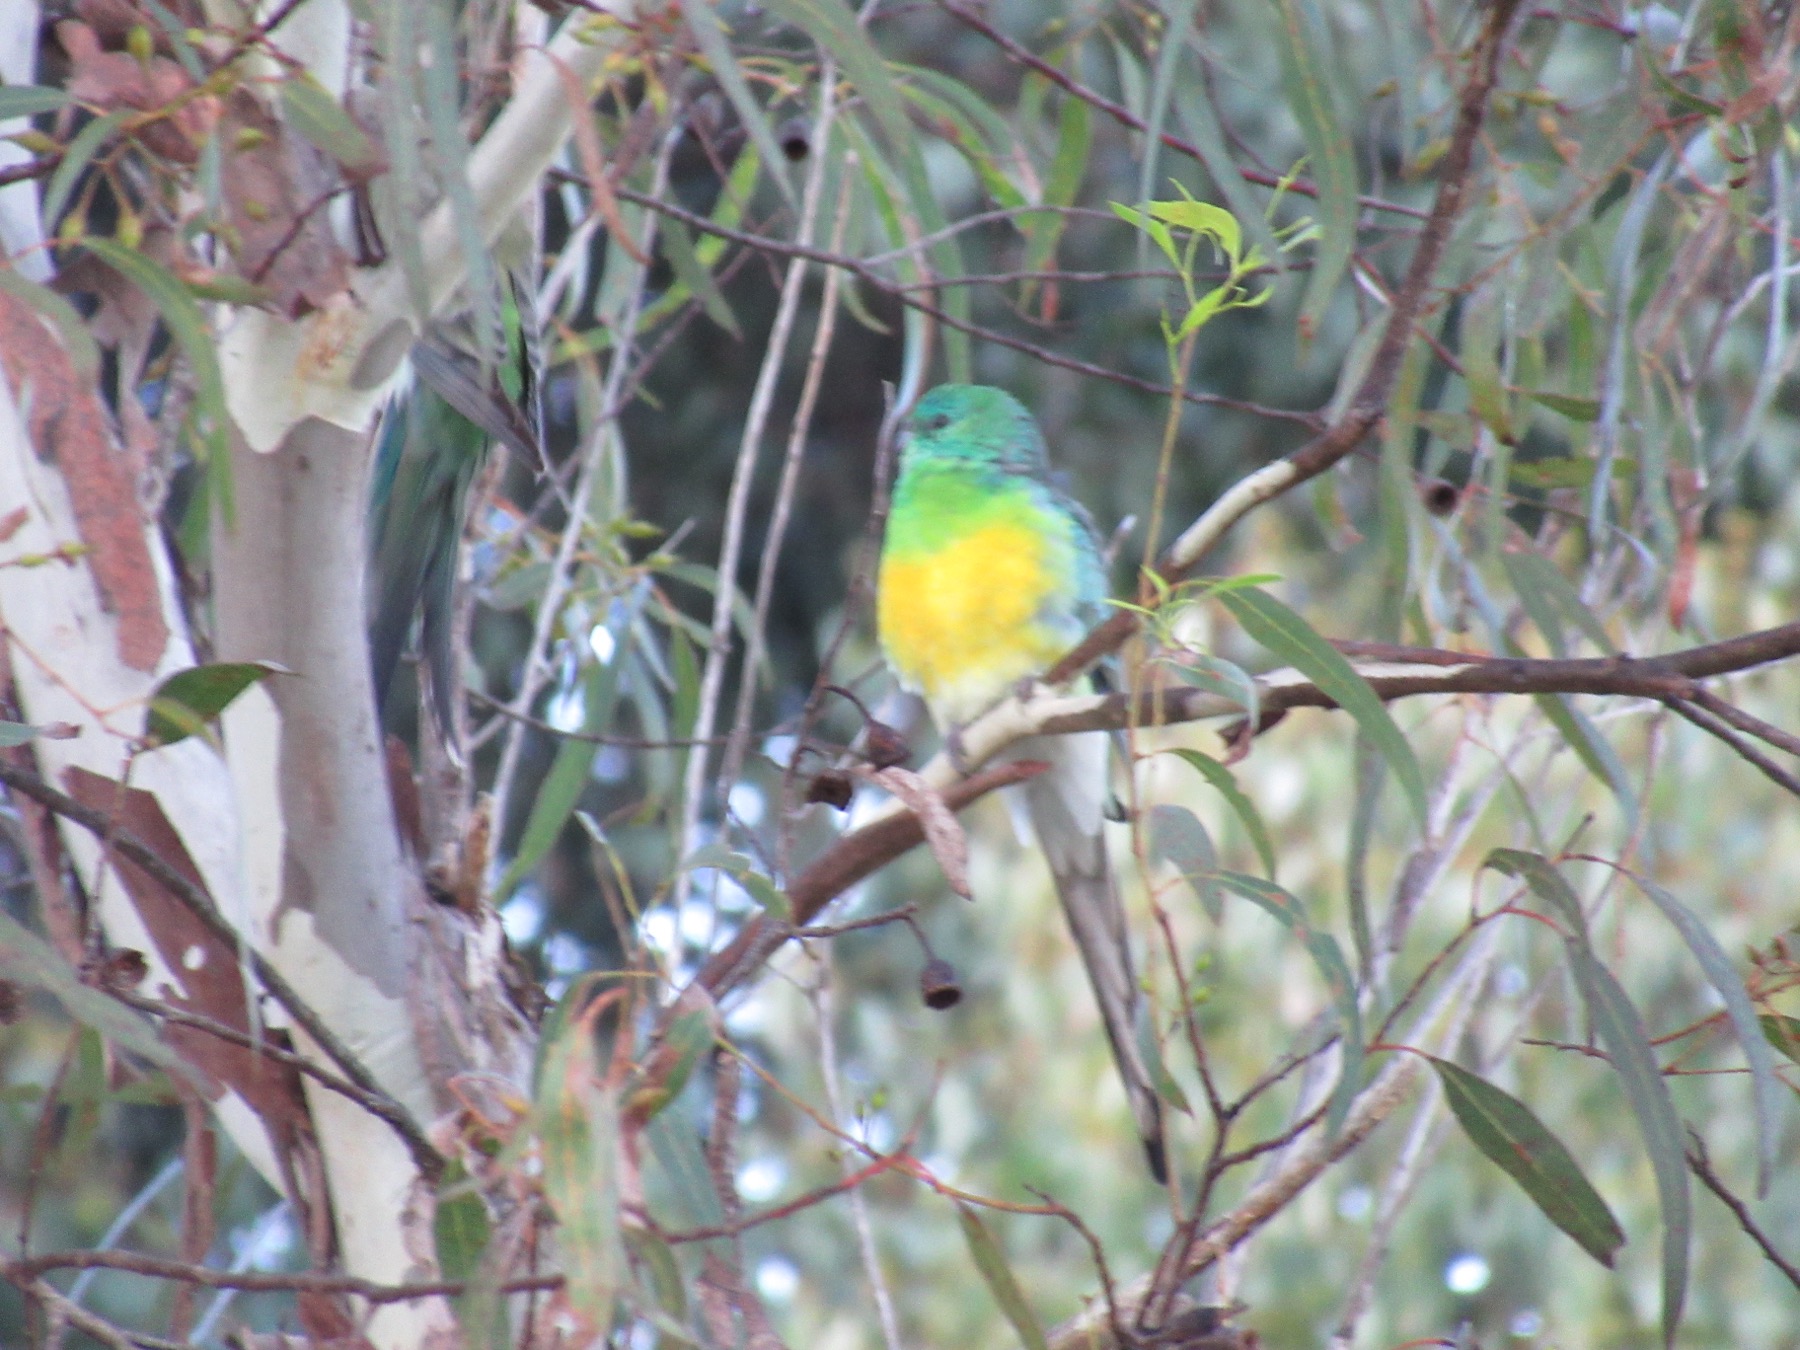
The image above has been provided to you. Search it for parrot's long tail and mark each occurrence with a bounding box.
[1018,730,1168,1183]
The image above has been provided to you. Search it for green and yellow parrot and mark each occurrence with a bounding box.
[366,269,543,741]
[877,383,1168,1181]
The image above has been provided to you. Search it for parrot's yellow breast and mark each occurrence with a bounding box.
[877,517,1069,725]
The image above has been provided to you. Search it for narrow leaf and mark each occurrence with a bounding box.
[1483,847,1586,932]
[0,720,41,748]
[1133,0,1197,246]
[1344,730,1384,978]
[659,218,741,338]
[1162,650,1260,726]
[1214,870,1364,1133]
[1217,585,1426,830]
[79,237,234,511]
[0,85,72,119]
[1169,75,1286,283]
[1532,694,1640,831]
[1147,803,1220,922]
[1504,551,1616,654]
[43,110,128,231]
[1527,390,1602,422]
[1430,1057,1625,1266]
[682,2,796,208]
[433,1158,492,1285]
[956,1205,1048,1350]
[1272,0,1357,339]
[1759,1014,1800,1066]
[278,72,381,175]
[684,845,792,922]
[1167,748,1276,879]
[1018,95,1090,310]
[1501,552,1568,657]
[498,588,645,901]
[0,266,101,380]
[536,993,623,1340]
[144,660,287,749]
[0,911,201,1088]
[1628,875,1781,1197]
[1565,944,1690,1346]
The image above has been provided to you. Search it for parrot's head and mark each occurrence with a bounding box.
[902,384,1051,474]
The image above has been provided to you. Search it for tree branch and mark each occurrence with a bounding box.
[1044,0,1529,686]
[0,760,442,1183]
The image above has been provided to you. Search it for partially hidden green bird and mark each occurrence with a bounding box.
[877,383,1168,1182]
[366,268,543,742]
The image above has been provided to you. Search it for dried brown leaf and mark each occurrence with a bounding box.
[863,765,971,899]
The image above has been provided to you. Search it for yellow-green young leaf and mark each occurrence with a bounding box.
[1169,78,1286,283]
[955,1205,1048,1350]
[1147,197,1242,265]
[659,218,741,338]
[278,72,381,175]
[433,1158,491,1285]
[1430,1056,1625,1267]
[1167,749,1276,879]
[144,661,288,749]
[1110,201,1179,269]
[537,997,623,1340]
[1527,389,1602,422]
[1216,585,1427,831]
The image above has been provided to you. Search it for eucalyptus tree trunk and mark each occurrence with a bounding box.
[0,3,638,1342]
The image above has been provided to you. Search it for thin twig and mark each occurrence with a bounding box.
[815,961,905,1350]
[724,148,855,796]
[1687,1131,1800,1290]
[937,1,1430,222]
[1660,697,1800,799]
[592,177,1317,424]
[490,135,672,828]
[0,760,442,1183]
[679,61,842,912]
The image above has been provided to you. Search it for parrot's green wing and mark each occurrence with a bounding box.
[366,269,543,741]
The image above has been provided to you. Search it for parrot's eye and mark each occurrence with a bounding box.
[922,412,952,432]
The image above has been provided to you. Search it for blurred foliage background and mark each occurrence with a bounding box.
[4,0,1800,1346]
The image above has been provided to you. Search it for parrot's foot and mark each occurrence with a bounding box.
[1011,675,1052,704]
[944,723,973,775]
